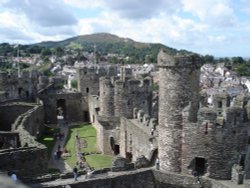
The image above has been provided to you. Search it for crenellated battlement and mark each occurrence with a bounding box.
[132,108,158,134]
[77,65,119,77]
[98,74,152,119]
[157,49,202,68]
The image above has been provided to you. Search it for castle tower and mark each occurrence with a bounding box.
[157,50,202,172]
[99,77,114,117]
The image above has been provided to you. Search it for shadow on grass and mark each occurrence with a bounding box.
[37,126,60,155]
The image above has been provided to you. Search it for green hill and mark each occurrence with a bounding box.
[0,33,193,64]
[35,33,191,63]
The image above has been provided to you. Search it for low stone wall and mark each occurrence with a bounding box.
[153,170,211,188]
[0,103,33,131]
[0,131,20,149]
[0,147,48,177]
[12,103,45,147]
[120,117,158,161]
[0,102,48,177]
[93,116,120,155]
[29,168,248,188]
[43,169,155,188]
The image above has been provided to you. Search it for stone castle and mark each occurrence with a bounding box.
[0,49,249,187]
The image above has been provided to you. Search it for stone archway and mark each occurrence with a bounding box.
[194,157,206,175]
[57,99,66,119]
[110,136,120,155]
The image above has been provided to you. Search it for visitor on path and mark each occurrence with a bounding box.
[151,128,154,136]
[73,166,78,181]
[11,173,17,181]
[192,169,201,184]
[155,157,160,170]
[57,150,62,159]
[54,151,57,160]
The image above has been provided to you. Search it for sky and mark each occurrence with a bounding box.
[0,0,250,57]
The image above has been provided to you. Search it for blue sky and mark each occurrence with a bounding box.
[0,0,249,57]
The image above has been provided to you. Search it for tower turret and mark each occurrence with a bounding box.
[99,77,114,117]
[157,50,202,172]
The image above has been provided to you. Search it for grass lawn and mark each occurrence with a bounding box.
[85,154,113,170]
[37,127,59,155]
[64,124,113,169]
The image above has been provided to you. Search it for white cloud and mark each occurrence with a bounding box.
[0,0,249,56]
[2,0,77,27]
[182,0,236,27]
[0,9,77,43]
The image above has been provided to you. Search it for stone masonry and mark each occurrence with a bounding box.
[157,49,202,172]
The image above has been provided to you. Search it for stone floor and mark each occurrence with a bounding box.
[218,180,250,188]
[48,124,72,173]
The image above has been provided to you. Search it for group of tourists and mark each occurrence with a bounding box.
[54,132,65,141]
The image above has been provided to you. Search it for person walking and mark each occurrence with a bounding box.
[73,166,78,181]
[155,157,160,170]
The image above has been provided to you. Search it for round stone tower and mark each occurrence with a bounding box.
[157,50,202,172]
[99,76,114,117]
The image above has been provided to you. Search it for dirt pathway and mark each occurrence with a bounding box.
[48,124,72,173]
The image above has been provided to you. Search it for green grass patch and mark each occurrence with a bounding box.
[85,154,113,170]
[37,127,59,155]
[64,124,113,169]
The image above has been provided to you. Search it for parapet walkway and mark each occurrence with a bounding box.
[31,167,250,188]
[48,124,72,173]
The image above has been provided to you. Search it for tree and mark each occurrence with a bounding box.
[55,47,64,57]
[203,55,215,63]
[41,48,52,56]
[232,56,245,64]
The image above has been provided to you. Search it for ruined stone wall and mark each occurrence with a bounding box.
[182,107,248,180]
[42,169,240,188]
[39,93,83,123]
[212,93,230,110]
[157,50,202,172]
[78,68,99,96]
[0,147,48,177]
[0,103,33,131]
[41,97,57,124]
[0,70,39,101]
[114,77,152,118]
[47,169,155,188]
[93,115,120,155]
[120,116,158,162]
[91,118,104,153]
[245,144,250,179]
[153,170,212,188]
[0,132,20,149]
[88,95,100,123]
[66,96,83,122]
[13,104,45,143]
[77,66,118,97]
[0,103,48,177]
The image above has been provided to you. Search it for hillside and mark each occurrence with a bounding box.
[0,33,192,64]
[35,33,191,63]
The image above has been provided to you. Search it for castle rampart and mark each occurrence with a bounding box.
[120,108,158,162]
[0,102,48,177]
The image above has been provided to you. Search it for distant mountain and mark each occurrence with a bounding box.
[35,33,192,63]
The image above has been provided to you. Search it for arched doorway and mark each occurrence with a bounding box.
[57,99,66,119]
[110,136,120,155]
